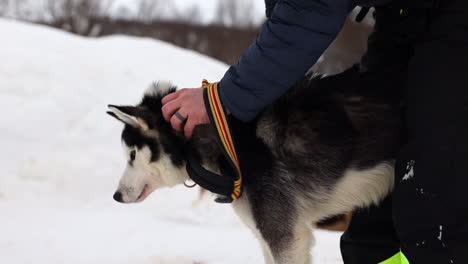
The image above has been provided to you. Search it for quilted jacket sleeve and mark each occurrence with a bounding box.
[219,0,356,122]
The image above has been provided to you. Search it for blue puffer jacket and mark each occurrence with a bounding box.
[219,0,393,122]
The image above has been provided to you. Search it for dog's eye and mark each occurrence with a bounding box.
[130,150,136,161]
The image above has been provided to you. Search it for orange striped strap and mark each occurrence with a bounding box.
[202,79,243,201]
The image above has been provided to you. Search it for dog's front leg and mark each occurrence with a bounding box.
[260,220,313,264]
[252,197,313,264]
[232,193,313,264]
[232,194,275,264]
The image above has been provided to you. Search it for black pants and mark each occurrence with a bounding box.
[341,1,468,263]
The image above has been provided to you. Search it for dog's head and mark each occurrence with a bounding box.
[107,81,188,203]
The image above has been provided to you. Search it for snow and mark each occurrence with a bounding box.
[438,225,443,241]
[401,160,415,181]
[0,19,343,263]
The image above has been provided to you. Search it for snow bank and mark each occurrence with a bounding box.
[0,19,342,264]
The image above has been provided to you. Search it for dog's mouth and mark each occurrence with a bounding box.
[136,184,150,202]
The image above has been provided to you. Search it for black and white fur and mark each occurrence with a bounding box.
[107,66,405,264]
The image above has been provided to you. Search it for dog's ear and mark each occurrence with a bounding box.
[107,105,150,130]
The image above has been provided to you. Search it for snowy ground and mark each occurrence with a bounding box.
[0,19,343,264]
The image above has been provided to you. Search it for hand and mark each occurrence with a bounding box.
[161,88,210,138]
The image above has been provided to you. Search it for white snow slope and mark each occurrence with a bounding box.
[0,19,343,264]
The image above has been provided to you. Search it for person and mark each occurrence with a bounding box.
[161,0,468,263]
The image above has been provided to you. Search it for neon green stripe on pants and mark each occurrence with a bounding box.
[378,251,409,264]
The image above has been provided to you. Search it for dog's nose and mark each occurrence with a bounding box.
[113,191,123,203]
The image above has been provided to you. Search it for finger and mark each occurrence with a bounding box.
[161,89,185,105]
[184,118,197,139]
[161,99,181,121]
[170,112,185,132]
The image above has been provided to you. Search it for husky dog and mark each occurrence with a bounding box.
[107,65,404,264]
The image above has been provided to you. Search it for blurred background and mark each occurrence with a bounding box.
[0,1,373,263]
[0,0,265,64]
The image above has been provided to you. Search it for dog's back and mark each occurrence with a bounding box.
[253,65,404,181]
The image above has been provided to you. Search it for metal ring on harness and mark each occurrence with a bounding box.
[183,179,197,188]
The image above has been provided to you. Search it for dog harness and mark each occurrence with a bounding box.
[185,80,243,203]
